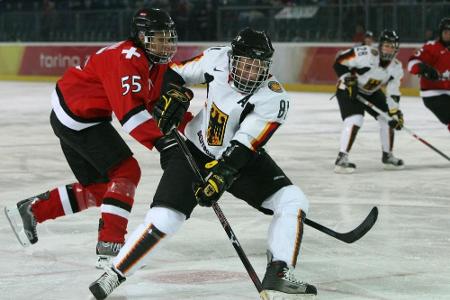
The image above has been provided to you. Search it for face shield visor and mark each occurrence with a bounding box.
[142,29,178,64]
[229,55,272,94]
[379,41,398,61]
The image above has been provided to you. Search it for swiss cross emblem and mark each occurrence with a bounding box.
[122,47,141,59]
[442,70,450,80]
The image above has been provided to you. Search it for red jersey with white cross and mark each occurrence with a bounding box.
[54,40,166,149]
[408,40,450,97]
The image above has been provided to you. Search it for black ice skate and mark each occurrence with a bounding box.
[262,252,316,299]
[334,151,356,174]
[96,241,123,269]
[382,152,404,170]
[89,266,126,300]
[4,197,38,247]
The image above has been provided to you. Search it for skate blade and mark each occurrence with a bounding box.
[264,290,316,300]
[383,164,405,170]
[334,165,355,174]
[4,206,31,247]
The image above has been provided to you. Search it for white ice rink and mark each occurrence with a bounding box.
[0,81,449,300]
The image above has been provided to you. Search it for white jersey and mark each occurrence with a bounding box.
[336,45,404,109]
[170,46,290,159]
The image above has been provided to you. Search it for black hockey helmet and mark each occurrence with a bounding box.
[378,29,399,61]
[230,28,274,94]
[365,30,374,38]
[362,30,374,46]
[438,17,450,46]
[131,8,177,64]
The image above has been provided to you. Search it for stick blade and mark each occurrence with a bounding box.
[339,206,378,243]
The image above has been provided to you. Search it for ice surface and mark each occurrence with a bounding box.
[0,82,449,300]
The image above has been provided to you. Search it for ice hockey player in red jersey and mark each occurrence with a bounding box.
[408,17,450,132]
[4,8,193,269]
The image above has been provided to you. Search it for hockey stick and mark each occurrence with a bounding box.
[173,131,378,244]
[304,207,378,243]
[356,94,450,162]
[170,130,268,300]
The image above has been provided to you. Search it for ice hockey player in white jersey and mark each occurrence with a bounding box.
[333,29,405,173]
[89,28,317,300]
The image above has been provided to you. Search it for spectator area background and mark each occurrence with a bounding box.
[0,1,448,42]
[0,0,447,95]
[0,42,420,95]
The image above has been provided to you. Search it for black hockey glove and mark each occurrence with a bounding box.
[154,135,178,170]
[388,109,404,130]
[152,83,193,134]
[343,74,358,101]
[194,160,238,207]
[418,63,440,81]
[194,141,254,207]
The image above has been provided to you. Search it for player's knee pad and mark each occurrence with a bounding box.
[344,114,364,128]
[109,156,141,187]
[82,182,108,207]
[262,185,309,216]
[100,178,137,225]
[144,207,186,235]
[106,178,137,199]
[69,183,100,210]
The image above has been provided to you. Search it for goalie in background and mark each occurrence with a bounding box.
[4,8,192,269]
[333,30,405,173]
[89,28,317,300]
[408,17,450,133]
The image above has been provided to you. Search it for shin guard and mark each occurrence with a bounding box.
[340,115,363,153]
[262,186,309,267]
[32,183,102,223]
[113,207,185,276]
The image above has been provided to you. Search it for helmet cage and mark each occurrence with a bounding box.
[379,40,399,61]
[230,54,272,94]
[141,29,177,64]
[378,30,399,62]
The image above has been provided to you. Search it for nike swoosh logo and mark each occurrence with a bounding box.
[213,67,223,72]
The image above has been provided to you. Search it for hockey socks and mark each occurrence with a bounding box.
[114,223,166,275]
[262,186,309,266]
[31,183,105,223]
[339,115,363,153]
[98,178,136,243]
[113,207,186,276]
